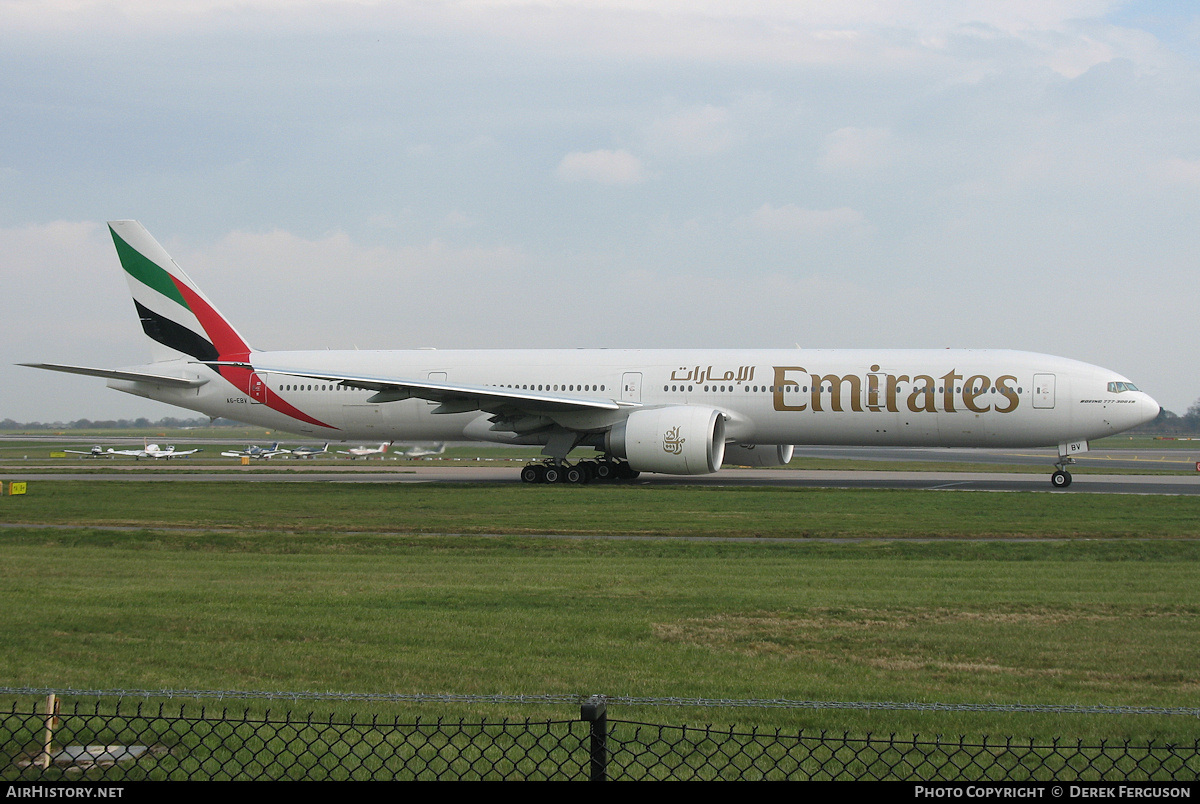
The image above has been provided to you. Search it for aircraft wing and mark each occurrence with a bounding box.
[226,362,632,416]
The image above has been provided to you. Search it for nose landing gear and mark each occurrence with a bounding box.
[1051,466,1073,488]
[1050,440,1086,488]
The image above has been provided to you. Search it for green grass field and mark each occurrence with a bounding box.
[2,481,1199,538]
[2,481,1200,742]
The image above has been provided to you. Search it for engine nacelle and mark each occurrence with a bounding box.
[722,443,794,468]
[607,406,726,475]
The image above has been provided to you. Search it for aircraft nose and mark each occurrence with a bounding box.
[1139,393,1162,426]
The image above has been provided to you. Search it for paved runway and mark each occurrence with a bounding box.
[3,438,1198,494]
[1,464,1196,495]
[790,445,1200,474]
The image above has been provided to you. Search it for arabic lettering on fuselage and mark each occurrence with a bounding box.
[671,365,1023,414]
[670,365,756,384]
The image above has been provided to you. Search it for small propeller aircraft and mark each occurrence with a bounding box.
[397,442,446,458]
[107,442,200,460]
[220,442,290,459]
[288,442,329,459]
[62,446,111,458]
[337,442,390,459]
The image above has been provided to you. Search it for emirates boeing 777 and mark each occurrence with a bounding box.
[22,220,1160,487]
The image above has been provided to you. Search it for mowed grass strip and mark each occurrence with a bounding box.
[4,482,1200,741]
[2,481,1199,538]
[3,534,1200,741]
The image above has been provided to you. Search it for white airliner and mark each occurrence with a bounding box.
[22,221,1160,487]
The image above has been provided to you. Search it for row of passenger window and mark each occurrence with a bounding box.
[663,384,1027,394]
[279,382,615,394]
[277,381,1036,398]
[281,384,353,392]
[491,383,606,392]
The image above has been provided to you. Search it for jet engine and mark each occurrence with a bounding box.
[722,443,794,467]
[606,406,726,475]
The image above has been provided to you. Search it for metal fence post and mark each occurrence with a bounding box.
[580,694,608,781]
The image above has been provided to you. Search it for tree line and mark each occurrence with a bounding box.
[0,416,239,431]
[1131,399,1200,436]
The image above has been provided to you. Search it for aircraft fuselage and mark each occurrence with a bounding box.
[108,347,1157,449]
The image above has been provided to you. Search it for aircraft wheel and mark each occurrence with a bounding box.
[1051,470,1072,488]
[543,465,563,484]
[566,465,588,484]
[520,465,541,484]
[594,462,613,480]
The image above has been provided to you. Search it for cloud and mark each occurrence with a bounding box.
[5,2,1162,74]
[645,105,735,158]
[819,127,896,173]
[744,204,868,237]
[3,2,1198,421]
[555,149,646,186]
[1154,157,1200,187]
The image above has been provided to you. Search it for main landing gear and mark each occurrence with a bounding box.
[520,459,640,484]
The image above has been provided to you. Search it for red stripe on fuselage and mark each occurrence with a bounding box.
[219,364,339,430]
[170,277,338,430]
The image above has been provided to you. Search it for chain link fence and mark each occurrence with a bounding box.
[3,690,1199,781]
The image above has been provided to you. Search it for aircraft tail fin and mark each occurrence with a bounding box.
[108,220,253,362]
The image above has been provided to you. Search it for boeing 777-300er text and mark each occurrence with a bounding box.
[22,221,1161,487]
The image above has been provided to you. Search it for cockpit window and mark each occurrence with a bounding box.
[1107,382,1139,393]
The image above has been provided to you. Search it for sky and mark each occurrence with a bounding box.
[2,0,1198,422]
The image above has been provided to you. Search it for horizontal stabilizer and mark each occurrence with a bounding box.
[19,363,208,388]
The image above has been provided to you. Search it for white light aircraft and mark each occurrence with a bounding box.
[288,442,329,459]
[337,442,390,459]
[399,442,446,458]
[220,442,290,459]
[22,221,1160,487]
[106,442,200,460]
[63,446,111,458]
